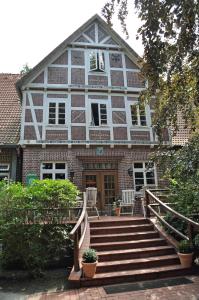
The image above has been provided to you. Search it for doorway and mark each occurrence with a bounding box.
[83,171,118,214]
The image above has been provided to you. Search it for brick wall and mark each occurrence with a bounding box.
[52,52,68,65]
[48,67,68,84]
[32,72,44,84]
[71,68,85,85]
[111,71,124,86]
[71,50,84,65]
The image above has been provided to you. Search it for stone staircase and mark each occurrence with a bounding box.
[81,217,189,286]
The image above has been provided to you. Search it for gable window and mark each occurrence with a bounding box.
[91,103,107,126]
[48,101,66,125]
[41,162,68,180]
[130,104,147,126]
[133,162,156,192]
[0,164,10,181]
[89,50,105,72]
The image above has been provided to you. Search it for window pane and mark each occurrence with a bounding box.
[131,105,138,125]
[136,185,143,191]
[134,172,144,178]
[55,163,66,169]
[98,51,105,71]
[146,171,155,178]
[90,51,97,71]
[58,119,65,124]
[49,103,56,108]
[42,173,52,179]
[42,163,53,170]
[146,178,155,184]
[55,173,65,179]
[134,163,143,168]
[91,103,99,126]
[135,179,144,185]
[0,164,9,171]
[49,118,56,124]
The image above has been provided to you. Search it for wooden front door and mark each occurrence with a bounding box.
[83,171,118,213]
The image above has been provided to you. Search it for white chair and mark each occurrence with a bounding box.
[86,187,99,219]
[121,189,135,215]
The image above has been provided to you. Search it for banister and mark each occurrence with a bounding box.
[69,192,87,238]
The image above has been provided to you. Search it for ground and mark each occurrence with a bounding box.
[0,273,199,300]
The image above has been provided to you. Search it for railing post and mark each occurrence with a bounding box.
[187,223,194,247]
[145,190,150,218]
[73,231,80,272]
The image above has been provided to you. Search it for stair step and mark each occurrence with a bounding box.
[96,254,179,273]
[81,265,190,287]
[91,231,159,243]
[97,245,175,261]
[90,224,154,235]
[90,218,149,228]
[91,238,167,252]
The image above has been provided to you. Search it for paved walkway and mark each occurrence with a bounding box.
[27,275,199,300]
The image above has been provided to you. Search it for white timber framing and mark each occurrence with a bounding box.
[28,92,41,140]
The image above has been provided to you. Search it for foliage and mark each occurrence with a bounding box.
[20,63,32,75]
[178,240,193,254]
[82,249,98,263]
[113,198,121,208]
[0,180,78,276]
[194,234,199,248]
[102,0,199,133]
[163,212,187,239]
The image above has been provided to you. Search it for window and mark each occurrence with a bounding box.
[130,104,147,126]
[91,103,107,126]
[89,50,105,72]
[41,162,68,180]
[133,162,156,192]
[48,101,66,125]
[0,164,10,181]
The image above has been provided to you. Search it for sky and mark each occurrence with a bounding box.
[0,0,143,74]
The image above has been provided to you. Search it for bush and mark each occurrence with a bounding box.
[0,179,79,277]
[194,234,199,249]
[163,212,187,240]
[82,249,98,263]
[178,240,193,253]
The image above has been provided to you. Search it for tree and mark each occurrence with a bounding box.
[20,63,32,75]
[102,0,199,133]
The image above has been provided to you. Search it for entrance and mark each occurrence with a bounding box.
[83,171,118,214]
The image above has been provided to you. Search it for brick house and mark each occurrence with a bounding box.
[0,73,22,181]
[16,14,170,212]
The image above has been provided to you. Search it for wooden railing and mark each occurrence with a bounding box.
[145,189,199,245]
[69,192,89,272]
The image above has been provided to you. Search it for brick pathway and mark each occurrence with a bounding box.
[28,275,199,300]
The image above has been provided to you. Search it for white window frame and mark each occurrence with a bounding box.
[40,162,68,180]
[47,99,67,126]
[133,161,157,193]
[90,101,108,127]
[89,50,105,72]
[130,104,147,127]
[0,163,10,171]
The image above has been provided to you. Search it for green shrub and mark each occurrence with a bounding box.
[82,249,98,263]
[178,240,193,253]
[163,212,187,240]
[194,234,199,249]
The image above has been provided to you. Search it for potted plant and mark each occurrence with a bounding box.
[82,248,98,278]
[177,240,193,268]
[113,198,121,216]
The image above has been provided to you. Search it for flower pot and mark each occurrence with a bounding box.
[178,252,193,268]
[115,207,121,216]
[82,261,97,278]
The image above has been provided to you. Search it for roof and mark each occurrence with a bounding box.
[0,73,21,145]
[16,14,141,90]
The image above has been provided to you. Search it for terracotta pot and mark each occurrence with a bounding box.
[115,207,121,216]
[82,261,97,278]
[178,252,193,268]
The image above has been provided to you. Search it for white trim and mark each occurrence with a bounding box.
[100,35,111,44]
[0,163,10,171]
[28,92,41,140]
[49,64,68,68]
[95,23,98,43]
[20,91,26,141]
[68,48,71,85]
[132,161,157,193]
[67,93,72,140]
[122,53,127,87]
[82,33,94,44]
[40,161,68,180]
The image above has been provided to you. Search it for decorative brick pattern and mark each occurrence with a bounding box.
[109,53,123,68]
[25,109,33,122]
[32,93,43,106]
[45,130,68,141]
[71,110,85,123]
[131,131,150,141]
[111,71,124,86]
[127,72,145,88]
[88,75,108,86]
[125,55,139,69]
[32,72,44,84]
[51,51,68,65]
[48,67,67,84]
[71,68,85,85]
[47,93,67,98]
[24,126,36,140]
[112,111,126,124]
[127,96,138,101]
[71,50,84,65]
[71,127,86,140]
[88,95,108,100]
[113,127,127,140]
[89,130,110,140]
[111,96,125,108]
[71,95,85,107]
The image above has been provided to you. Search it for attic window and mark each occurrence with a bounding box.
[89,50,105,72]
[91,103,107,126]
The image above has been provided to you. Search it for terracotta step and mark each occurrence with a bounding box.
[89,218,150,228]
[90,224,154,235]
[81,265,190,287]
[96,254,179,273]
[90,231,159,243]
[97,245,175,261]
[91,237,167,252]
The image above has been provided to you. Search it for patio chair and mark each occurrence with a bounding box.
[86,187,100,219]
[121,189,135,215]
